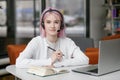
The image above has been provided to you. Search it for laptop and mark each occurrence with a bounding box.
[72,38,120,76]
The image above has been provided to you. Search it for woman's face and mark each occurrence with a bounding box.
[44,12,61,37]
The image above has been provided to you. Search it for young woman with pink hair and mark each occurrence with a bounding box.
[16,8,89,68]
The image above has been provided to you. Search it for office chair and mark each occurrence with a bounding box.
[70,37,94,52]
[7,44,26,64]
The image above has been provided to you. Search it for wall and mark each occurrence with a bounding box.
[90,0,106,47]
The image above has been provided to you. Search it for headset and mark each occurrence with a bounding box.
[41,8,64,30]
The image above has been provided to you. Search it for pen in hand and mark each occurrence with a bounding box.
[47,46,64,56]
[48,46,56,51]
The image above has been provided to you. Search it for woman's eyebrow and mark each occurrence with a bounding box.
[54,20,61,22]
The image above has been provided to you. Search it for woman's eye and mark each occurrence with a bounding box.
[55,21,59,24]
[46,21,51,24]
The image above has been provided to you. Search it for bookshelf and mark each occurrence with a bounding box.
[104,0,120,35]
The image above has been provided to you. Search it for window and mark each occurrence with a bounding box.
[16,0,41,39]
[0,1,7,57]
[46,0,86,37]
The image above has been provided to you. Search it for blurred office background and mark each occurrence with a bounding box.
[0,0,88,58]
[0,0,105,77]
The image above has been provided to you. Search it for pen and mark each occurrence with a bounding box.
[48,46,56,51]
[47,46,64,56]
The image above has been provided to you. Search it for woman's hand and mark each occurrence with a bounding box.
[56,50,63,61]
[51,49,63,64]
[51,52,58,64]
[44,65,55,68]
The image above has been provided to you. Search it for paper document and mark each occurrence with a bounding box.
[27,66,69,77]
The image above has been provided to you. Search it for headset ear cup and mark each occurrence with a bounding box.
[60,21,64,30]
[42,22,45,29]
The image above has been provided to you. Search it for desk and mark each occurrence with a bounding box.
[6,65,120,80]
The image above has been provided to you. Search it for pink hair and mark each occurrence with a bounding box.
[40,8,66,38]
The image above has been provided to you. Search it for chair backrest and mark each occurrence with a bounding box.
[7,44,26,64]
[70,37,94,52]
[101,34,120,40]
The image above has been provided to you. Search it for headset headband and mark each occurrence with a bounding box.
[42,8,64,22]
[41,8,64,30]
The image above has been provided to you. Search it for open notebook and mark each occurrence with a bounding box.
[27,66,69,77]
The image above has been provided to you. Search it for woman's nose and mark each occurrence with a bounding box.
[51,23,55,27]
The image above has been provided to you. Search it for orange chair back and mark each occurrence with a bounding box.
[7,44,26,64]
[101,34,120,40]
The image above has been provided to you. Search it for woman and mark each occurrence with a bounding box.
[16,8,89,68]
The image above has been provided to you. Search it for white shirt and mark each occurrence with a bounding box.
[16,36,89,68]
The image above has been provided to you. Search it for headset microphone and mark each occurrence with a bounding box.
[57,30,60,32]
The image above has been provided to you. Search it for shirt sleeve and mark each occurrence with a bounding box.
[15,37,52,68]
[53,39,89,68]
[16,57,52,68]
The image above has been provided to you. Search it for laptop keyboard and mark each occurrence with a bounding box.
[88,68,98,73]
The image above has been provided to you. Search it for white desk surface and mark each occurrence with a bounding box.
[6,65,120,80]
